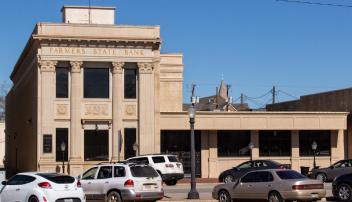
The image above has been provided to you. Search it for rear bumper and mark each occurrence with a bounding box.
[281,189,326,201]
[120,189,164,201]
[162,173,184,181]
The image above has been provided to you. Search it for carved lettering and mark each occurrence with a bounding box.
[44,47,150,57]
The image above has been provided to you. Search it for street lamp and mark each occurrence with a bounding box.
[60,141,66,174]
[248,142,254,161]
[187,105,199,199]
[312,141,317,169]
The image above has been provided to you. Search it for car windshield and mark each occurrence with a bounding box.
[237,162,252,169]
[168,156,179,162]
[276,170,307,180]
[37,173,75,184]
[130,165,159,178]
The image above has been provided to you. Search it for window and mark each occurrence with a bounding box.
[168,156,179,162]
[114,166,126,177]
[84,68,109,98]
[332,160,352,168]
[152,156,165,163]
[299,130,331,156]
[276,170,306,180]
[130,166,159,178]
[218,131,250,157]
[84,130,109,161]
[259,130,291,156]
[241,171,273,183]
[7,175,36,185]
[82,167,98,180]
[124,128,136,159]
[56,128,68,162]
[37,173,75,184]
[124,63,137,99]
[43,134,52,153]
[237,161,253,169]
[56,67,69,98]
[129,157,149,164]
[97,166,112,179]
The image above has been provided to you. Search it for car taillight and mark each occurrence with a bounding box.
[38,182,52,189]
[124,179,134,187]
[165,164,174,168]
[43,196,47,202]
[76,180,81,188]
[292,184,323,190]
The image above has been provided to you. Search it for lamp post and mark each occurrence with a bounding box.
[312,141,317,169]
[60,141,66,174]
[248,142,254,161]
[187,105,199,199]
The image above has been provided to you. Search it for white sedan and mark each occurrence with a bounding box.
[0,172,85,202]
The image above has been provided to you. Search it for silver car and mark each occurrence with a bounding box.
[212,169,325,202]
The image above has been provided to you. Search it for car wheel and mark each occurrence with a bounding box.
[223,175,234,183]
[268,191,284,202]
[338,183,352,201]
[315,173,327,182]
[218,190,232,202]
[28,196,39,202]
[107,191,122,202]
[165,180,177,186]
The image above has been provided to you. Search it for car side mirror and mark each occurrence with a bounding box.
[1,181,6,185]
[77,175,82,180]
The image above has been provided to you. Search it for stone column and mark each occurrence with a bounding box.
[38,60,57,162]
[208,130,218,178]
[137,62,155,155]
[250,130,259,160]
[69,61,83,176]
[201,130,209,178]
[111,62,124,161]
[291,130,300,171]
[331,129,345,163]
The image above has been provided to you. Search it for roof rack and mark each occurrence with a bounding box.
[97,161,128,165]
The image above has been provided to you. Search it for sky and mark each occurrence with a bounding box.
[1,0,352,107]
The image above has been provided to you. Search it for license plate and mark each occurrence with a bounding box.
[311,194,319,198]
[64,199,73,202]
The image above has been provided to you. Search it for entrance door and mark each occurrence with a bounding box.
[124,128,136,159]
[161,130,201,177]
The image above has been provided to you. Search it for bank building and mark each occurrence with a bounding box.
[5,6,348,178]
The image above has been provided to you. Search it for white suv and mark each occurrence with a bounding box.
[126,154,184,186]
[78,163,163,202]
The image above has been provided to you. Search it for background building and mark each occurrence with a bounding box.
[6,5,348,178]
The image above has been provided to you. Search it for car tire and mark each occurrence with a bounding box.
[223,175,234,183]
[107,191,122,202]
[165,180,177,186]
[268,191,284,202]
[28,196,39,202]
[315,173,327,182]
[337,183,352,201]
[218,190,232,202]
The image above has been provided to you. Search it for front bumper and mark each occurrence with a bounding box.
[120,189,164,201]
[162,173,184,181]
[281,189,326,201]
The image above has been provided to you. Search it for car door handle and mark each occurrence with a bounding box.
[15,188,20,191]
[105,181,109,184]
[88,182,92,184]
[267,184,272,187]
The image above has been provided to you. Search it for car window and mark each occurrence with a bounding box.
[152,156,165,163]
[7,175,36,185]
[97,166,112,179]
[237,161,252,169]
[333,160,345,168]
[37,173,75,184]
[130,165,159,178]
[276,170,307,180]
[129,157,149,164]
[241,171,273,183]
[168,156,179,162]
[82,167,98,180]
[114,166,126,177]
[254,161,268,168]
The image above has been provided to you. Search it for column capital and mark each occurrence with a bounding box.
[137,62,154,74]
[38,60,57,72]
[112,62,125,74]
[70,61,83,73]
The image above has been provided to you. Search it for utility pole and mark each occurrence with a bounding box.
[272,86,276,104]
[240,93,244,105]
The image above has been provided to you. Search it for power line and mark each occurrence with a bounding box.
[276,0,352,8]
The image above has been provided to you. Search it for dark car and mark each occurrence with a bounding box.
[218,160,288,183]
[311,159,352,182]
[332,173,352,201]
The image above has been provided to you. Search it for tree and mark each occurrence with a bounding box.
[0,81,10,121]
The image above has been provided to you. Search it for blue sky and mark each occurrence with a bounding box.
[1,0,352,107]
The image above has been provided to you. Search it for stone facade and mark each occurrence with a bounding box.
[5,6,349,178]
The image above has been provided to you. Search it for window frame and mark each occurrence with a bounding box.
[299,130,331,157]
[217,130,251,157]
[97,166,113,179]
[55,67,69,98]
[83,67,110,99]
[124,63,138,99]
[259,130,292,157]
[82,167,98,180]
